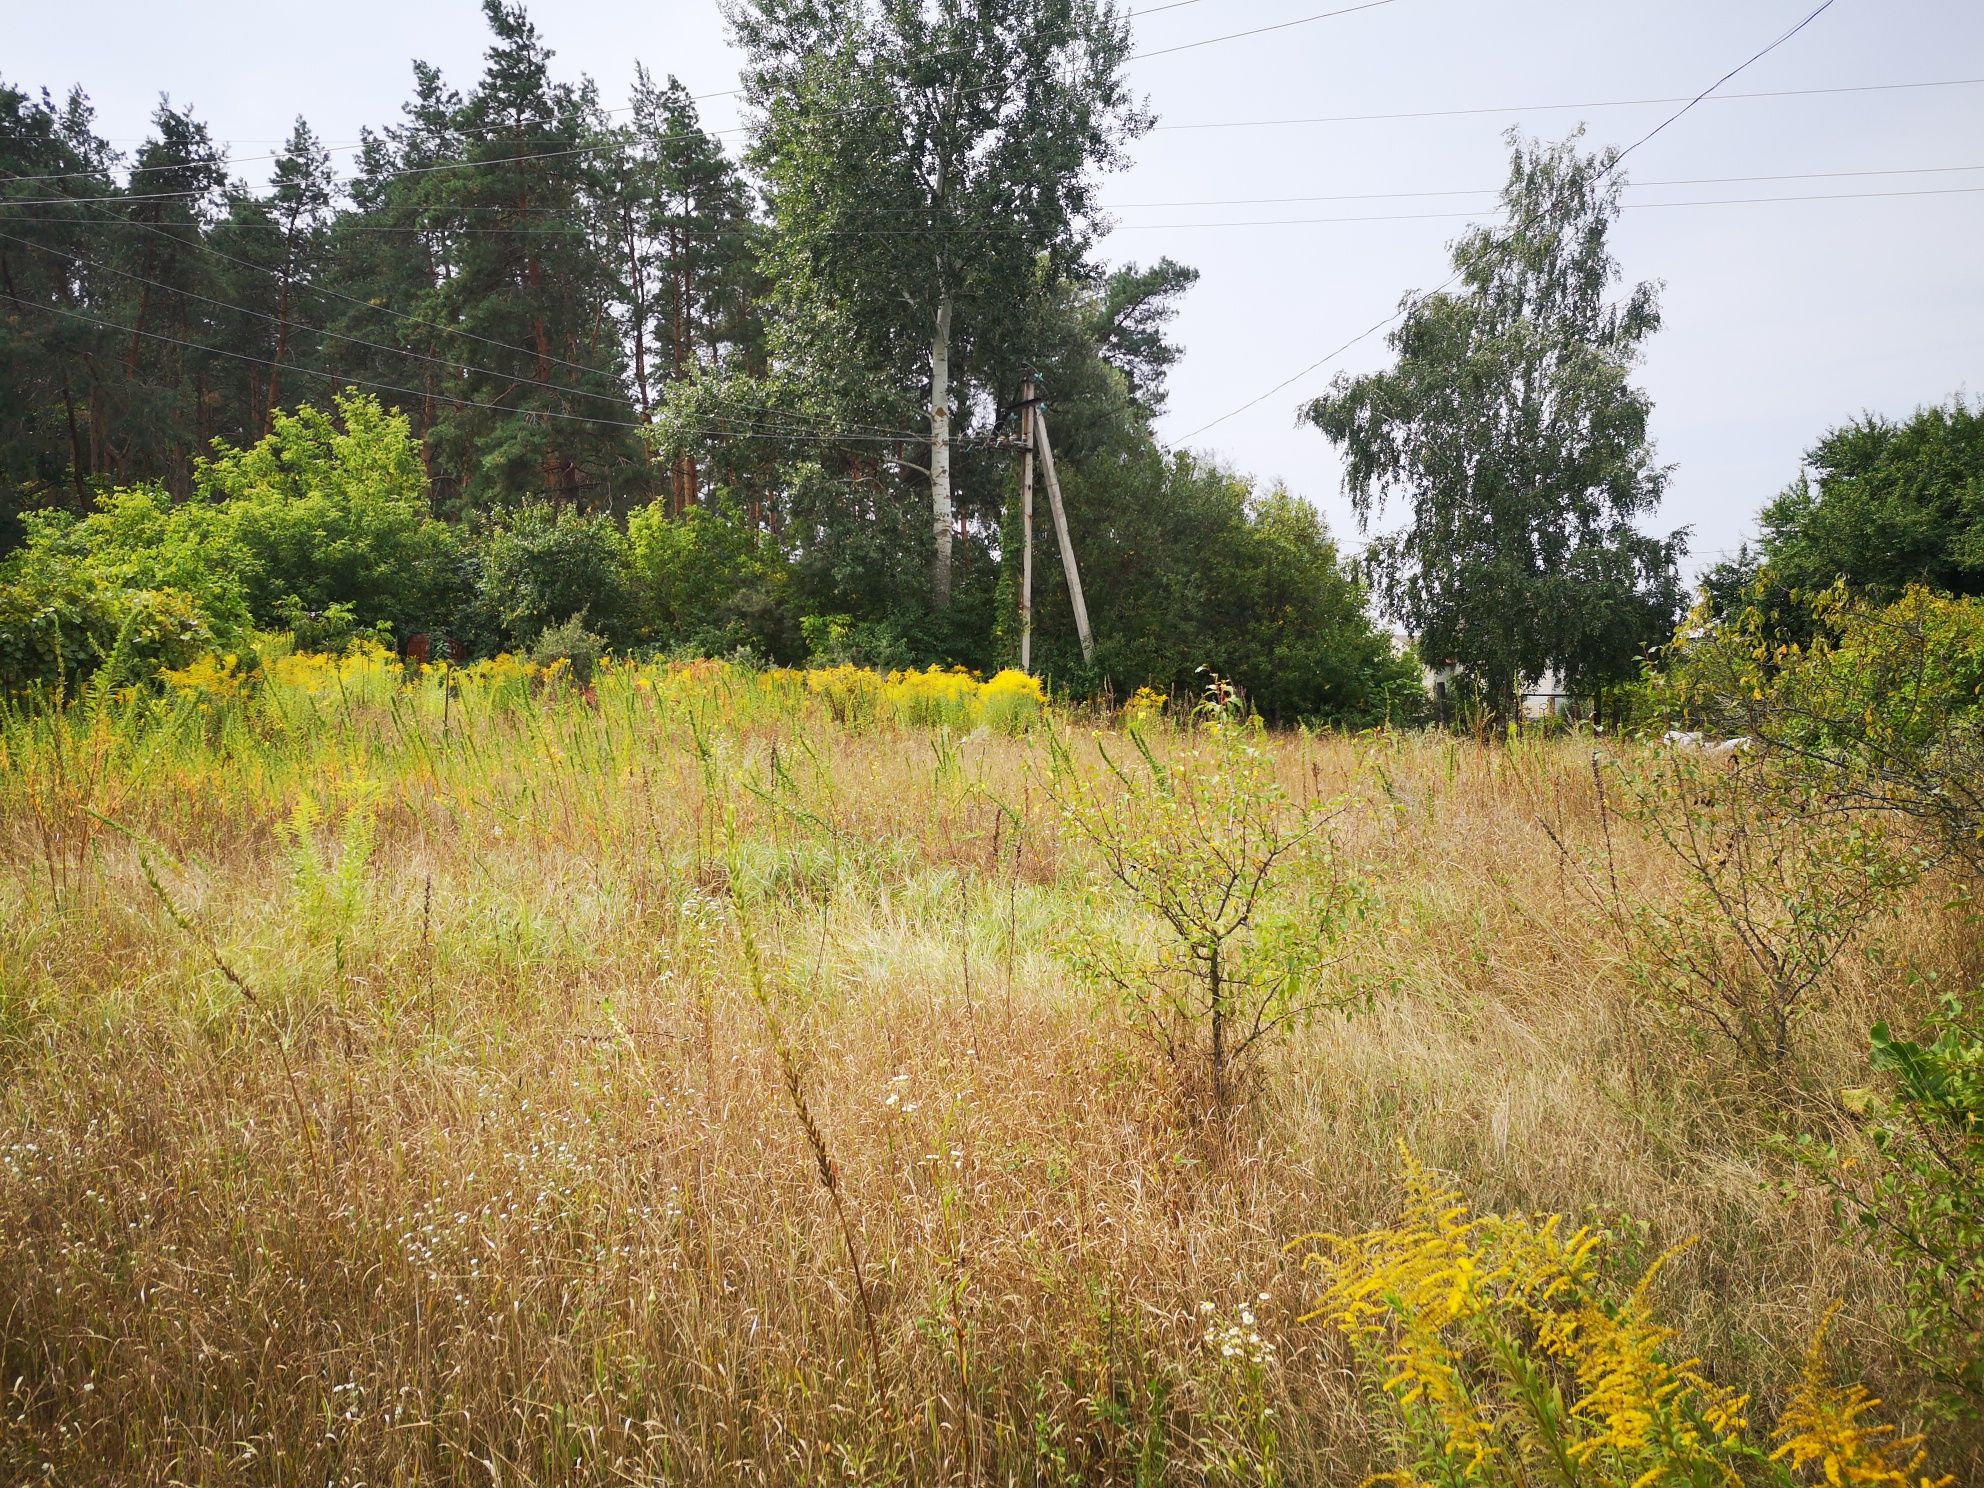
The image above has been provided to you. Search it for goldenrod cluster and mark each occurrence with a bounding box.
[1123,684,1170,724]
[1300,1152,1946,1488]
[1770,1309,1953,1488]
[156,644,1048,735]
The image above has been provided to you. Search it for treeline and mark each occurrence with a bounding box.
[0,0,1427,720]
[0,6,745,514]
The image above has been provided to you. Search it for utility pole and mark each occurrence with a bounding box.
[1032,402,1095,665]
[1017,374,1037,673]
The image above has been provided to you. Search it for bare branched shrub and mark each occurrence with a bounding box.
[1049,712,1364,1115]
[1554,751,1919,1069]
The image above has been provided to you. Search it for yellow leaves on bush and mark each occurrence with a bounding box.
[1299,1152,1945,1488]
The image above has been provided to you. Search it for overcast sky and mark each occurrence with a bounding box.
[12,0,1981,577]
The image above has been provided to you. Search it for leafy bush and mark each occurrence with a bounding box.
[527,613,607,688]
[1825,994,1984,1419]
[626,499,793,660]
[1559,751,1918,1069]
[198,393,467,639]
[1301,1153,1954,1487]
[472,503,633,651]
[1051,711,1363,1115]
[0,511,240,693]
[271,598,395,656]
[1659,583,1984,876]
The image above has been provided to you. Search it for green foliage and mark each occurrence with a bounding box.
[0,554,218,695]
[471,503,633,650]
[1705,398,1984,623]
[733,0,1150,607]
[0,393,468,690]
[196,393,466,638]
[527,613,607,687]
[1566,750,1919,1069]
[270,599,393,655]
[1306,131,1684,715]
[1018,448,1421,726]
[625,498,792,659]
[1659,583,1984,875]
[278,784,380,943]
[1833,994,1984,1417]
[0,488,250,691]
[1051,709,1365,1113]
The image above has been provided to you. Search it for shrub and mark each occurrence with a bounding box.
[199,394,467,639]
[0,534,233,695]
[1659,583,1984,877]
[472,503,633,650]
[1557,751,1919,1069]
[1821,994,1984,1419]
[1300,1153,1953,1487]
[270,598,395,656]
[1051,712,1363,1115]
[528,614,608,688]
[625,499,792,659]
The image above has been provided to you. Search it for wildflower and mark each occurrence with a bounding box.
[1771,1307,1953,1488]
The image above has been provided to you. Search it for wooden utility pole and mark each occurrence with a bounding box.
[1017,375,1037,673]
[1032,404,1095,664]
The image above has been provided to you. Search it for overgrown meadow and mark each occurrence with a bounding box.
[1,653,1977,1485]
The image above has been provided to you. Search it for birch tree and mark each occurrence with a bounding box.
[729,0,1147,609]
[1306,132,1685,717]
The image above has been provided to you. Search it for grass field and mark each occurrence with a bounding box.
[1,657,1976,1485]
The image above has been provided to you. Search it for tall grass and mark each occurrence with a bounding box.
[0,658,1974,1484]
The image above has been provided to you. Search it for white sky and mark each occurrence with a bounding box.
[12,0,1982,578]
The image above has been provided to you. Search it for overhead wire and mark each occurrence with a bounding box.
[1168,0,1845,445]
[14,297,976,450]
[9,71,1981,213]
[14,163,1980,236]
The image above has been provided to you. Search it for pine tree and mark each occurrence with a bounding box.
[0,82,118,512]
[322,61,466,504]
[425,0,638,511]
[198,119,335,452]
[613,68,760,512]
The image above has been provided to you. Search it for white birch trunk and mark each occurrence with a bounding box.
[929,290,954,608]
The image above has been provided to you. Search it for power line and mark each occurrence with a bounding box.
[12,69,1980,215]
[6,0,1417,206]
[1102,160,1984,208]
[1,208,930,441]
[1108,182,1984,228]
[15,298,956,451]
[22,161,1974,235]
[1128,0,1401,61]
[1149,75,1983,132]
[30,151,1984,222]
[1169,0,1843,445]
[0,226,639,411]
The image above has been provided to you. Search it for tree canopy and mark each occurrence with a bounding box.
[1305,131,1686,715]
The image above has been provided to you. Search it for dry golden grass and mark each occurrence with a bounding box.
[0,678,1975,1485]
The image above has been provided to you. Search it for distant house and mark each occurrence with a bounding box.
[1391,633,1573,720]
